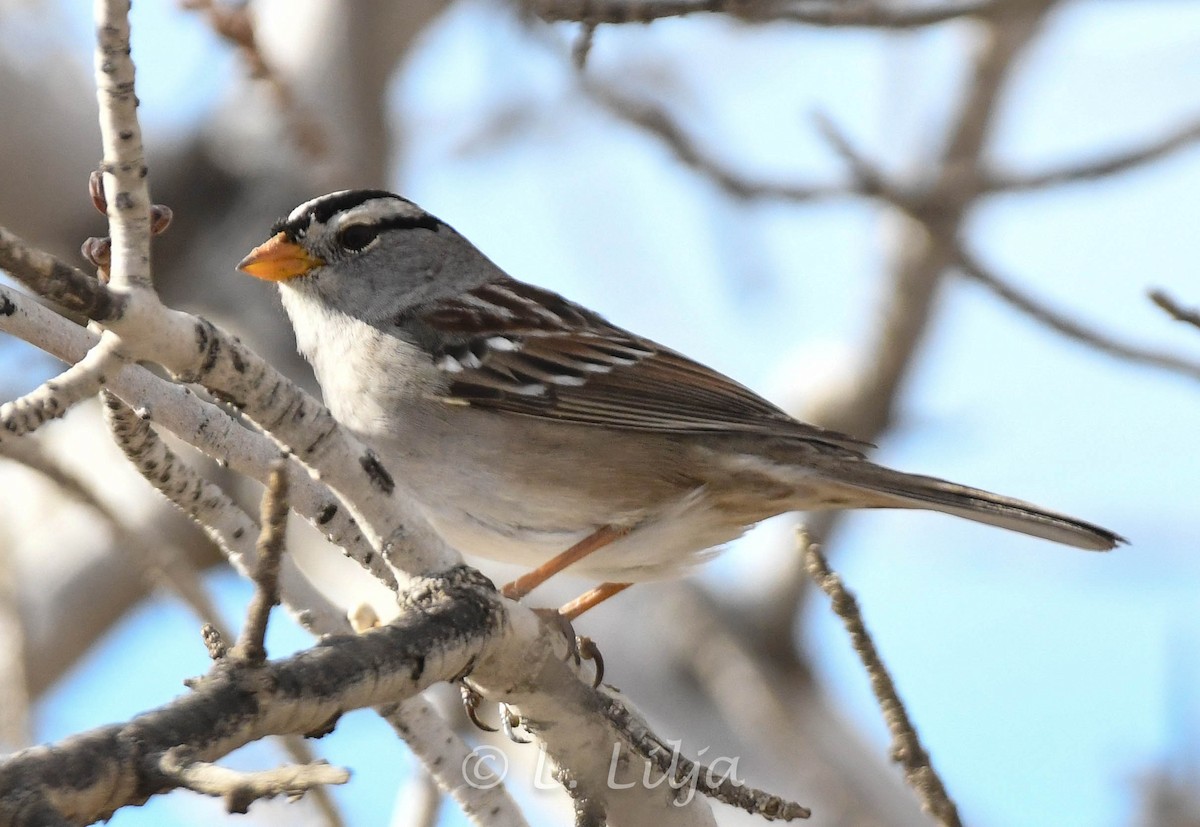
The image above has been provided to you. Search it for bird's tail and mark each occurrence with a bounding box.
[813,462,1124,551]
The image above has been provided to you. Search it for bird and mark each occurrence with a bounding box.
[237,189,1123,619]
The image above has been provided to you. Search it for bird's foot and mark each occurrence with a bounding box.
[533,608,605,688]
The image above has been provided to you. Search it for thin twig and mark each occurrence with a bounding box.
[956,246,1200,382]
[811,112,908,203]
[987,114,1200,192]
[0,334,123,437]
[590,85,855,202]
[278,737,348,827]
[101,392,347,632]
[802,537,962,827]
[233,458,290,663]
[1150,290,1200,332]
[94,0,153,292]
[526,0,1006,28]
[180,0,328,159]
[159,748,349,815]
[572,21,597,70]
[598,693,811,820]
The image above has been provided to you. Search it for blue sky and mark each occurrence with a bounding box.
[15,1,1200,825]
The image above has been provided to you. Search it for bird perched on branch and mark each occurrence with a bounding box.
[238,189,1122,619]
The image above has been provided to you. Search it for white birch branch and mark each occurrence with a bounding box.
[0,283,383,597]
[158,748,349,815]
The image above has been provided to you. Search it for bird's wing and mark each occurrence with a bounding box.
[407,279,870,454]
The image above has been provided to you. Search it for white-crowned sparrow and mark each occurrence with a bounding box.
[238,189,1122,608]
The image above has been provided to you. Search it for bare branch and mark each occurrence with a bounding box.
[525,0,1005,28]
[759,3,1055,637]
[987,114,1200,192]
[234,459,290,663]
[572,21,598,70]
[810,112,912,203]
[654,584,935,824]
[1150,289,1200,332]
[0,226,123,320]
[159,748,349,814]
[101,392,347,633]
[180,0,328,159]
[94,0,153,293]
[379,698,529,827]
[590,85,855,202]
[956,247,1200,382]
[278,738,348,827]
[0,283,392,598]
[0,334,123,436]
[598,693,811,820]
[0,567,503,825]
[803,538,962,827]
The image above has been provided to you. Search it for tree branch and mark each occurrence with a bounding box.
[524,0,1007,28]
[601,694,811,819]
[0,224,419,589]
[101,391,346,633]
[589,85,857,203]
[159,748,349,815]
[379,698,529,827]
[0,280,386,604]
[0,225,123,321]
[0,567,503,826]
[987,113,1200,192]
[0,333,123,436]
[955,246,1200,382]
[758,1,1055,642]
[233,459,290,663]
[1150,289,1200,332]
[803,539,962,827]
[0,428,230,638]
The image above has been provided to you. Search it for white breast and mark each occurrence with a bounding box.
[279,287,438,439]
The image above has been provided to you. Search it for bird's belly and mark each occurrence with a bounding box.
[354,406,778,581]
[413,479,750,583]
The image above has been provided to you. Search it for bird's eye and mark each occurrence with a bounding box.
[336,223,380,252]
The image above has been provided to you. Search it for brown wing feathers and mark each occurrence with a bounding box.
[421,279,870,452]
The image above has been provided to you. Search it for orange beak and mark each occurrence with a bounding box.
[236,233,325,281]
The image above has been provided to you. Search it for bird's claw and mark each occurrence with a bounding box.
[500,704,530,744]
[460,683,532,742]
[460,682,498,733]
[577,636,605,688]
[532,608,606,688]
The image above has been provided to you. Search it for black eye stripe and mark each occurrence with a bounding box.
[373,214,444,233]
[336,214,446,252]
